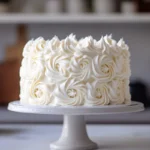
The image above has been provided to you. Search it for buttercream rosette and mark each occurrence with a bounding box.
[20,34,131,106]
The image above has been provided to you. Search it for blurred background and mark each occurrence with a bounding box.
[0,1,150,150]
[0,0,150,123]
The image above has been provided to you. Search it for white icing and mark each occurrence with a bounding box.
[86,81,110,106]
[92,55,116,82]
[124,79,131,104]
[45,52,70,83]
[109,79,125,105]
[22,39,34,58]
[117,38,129,51]
[104,35,117,47]
[20,34,131,106]
[28,81,54,105]
[44,36,60,55]
[20,57,45,81]
[54,79,86,106]
[20,79,32,104]
[59,34,78,54]
[70,54,92,81]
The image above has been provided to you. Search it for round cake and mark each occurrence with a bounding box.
[20,34,131,106]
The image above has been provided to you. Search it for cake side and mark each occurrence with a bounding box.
[20,34,131,106]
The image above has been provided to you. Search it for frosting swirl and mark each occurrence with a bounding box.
[23,37,46,59]
[29,81,54,105]
[44,36,60,55]
[22,39,34,57]
[20,34,131,106]
[20,57,45,81]
[59,34,78,54]
[70,54,92,81]
[77,36,103,55]
[54,79,86,106]
[109,79,125,105]
[19,79,32,104]
[45,52,70,83]
[115,55,131,79]
[86,80,110,105]
[92,54,116,82]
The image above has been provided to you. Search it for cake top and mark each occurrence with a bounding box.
[20,34,131,106]
[23,34,130,59]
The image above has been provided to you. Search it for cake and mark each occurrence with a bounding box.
[20,34,131,106]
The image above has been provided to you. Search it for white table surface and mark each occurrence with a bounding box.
[0,124,150,150]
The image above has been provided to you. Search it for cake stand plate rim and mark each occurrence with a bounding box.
[8,100,144,115]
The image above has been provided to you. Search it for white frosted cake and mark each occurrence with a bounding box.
[20,34,131,106]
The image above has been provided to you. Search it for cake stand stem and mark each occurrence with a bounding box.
[50,115,98,150]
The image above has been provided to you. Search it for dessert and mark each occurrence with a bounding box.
[20,34,131,106]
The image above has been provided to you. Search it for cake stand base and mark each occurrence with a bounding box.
[50,115,98,150]
[8,101,144,150]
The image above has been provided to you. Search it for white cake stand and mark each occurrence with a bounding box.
[8,101,144,150]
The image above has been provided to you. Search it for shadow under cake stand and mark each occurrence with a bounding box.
[8,101,144,150]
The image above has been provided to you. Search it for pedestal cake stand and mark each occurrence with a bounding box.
[8,101,144,150]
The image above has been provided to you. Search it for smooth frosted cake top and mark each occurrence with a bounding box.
[20,34,131,106]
